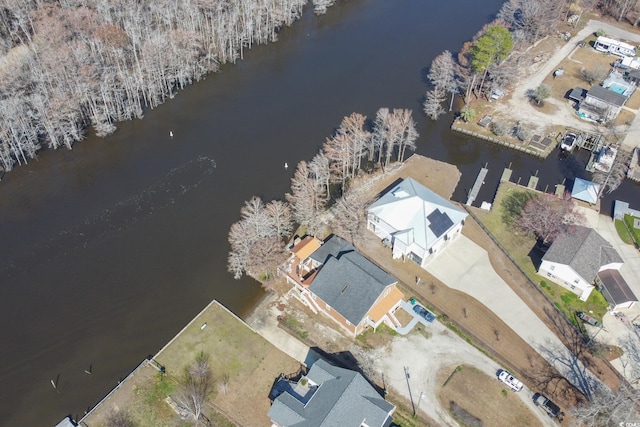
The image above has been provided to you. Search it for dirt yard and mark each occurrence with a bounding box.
[437,365,542,427]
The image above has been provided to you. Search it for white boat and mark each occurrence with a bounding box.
[593,146,617,172]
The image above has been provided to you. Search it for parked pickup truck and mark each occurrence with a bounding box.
[576,311,603,328]
[533,393,564,421]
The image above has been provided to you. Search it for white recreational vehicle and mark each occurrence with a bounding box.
[594,36,637,57]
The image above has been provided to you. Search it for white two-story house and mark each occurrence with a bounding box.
[367,177,467,268]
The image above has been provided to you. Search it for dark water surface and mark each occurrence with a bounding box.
[0,0,638,424]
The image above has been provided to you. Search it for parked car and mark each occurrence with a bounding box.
[533,393,564,420]
[412,304,435,323]
[560,132,578,151]
[497,369,523,392]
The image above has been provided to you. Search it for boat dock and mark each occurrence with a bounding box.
[466,166,488,206]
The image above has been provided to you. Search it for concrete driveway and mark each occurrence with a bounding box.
[425,235,599,395]
[595,214,640,298]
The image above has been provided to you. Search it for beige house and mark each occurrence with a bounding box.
[280,235,404,337]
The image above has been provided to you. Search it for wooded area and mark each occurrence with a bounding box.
[423,0,640,118]
[227,108,418,283]
[0,0,336,172]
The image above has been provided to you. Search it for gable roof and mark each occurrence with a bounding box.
[308,236,397,325]
[268,359,394,427]
[598,269,638,306]
[571,178,601,204]
[542,226,623,283]
[586,85,627,107]
[368,177,467,251]
[292,236,322,261]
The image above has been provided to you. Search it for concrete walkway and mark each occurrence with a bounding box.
[425,235,599,395]
[395,299,435,335]
[246,292,319,367]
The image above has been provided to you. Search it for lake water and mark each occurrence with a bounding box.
[0,0,637,424]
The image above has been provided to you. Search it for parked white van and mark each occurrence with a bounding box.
[497,369,524,392]
[594,36,637,57]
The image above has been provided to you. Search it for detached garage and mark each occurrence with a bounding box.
[597,269,638,310]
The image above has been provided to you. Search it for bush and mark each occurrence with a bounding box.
[491,121,509,136]
[514,123,531,141]
[579,66,608,85]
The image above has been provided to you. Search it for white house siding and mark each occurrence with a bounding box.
[367,215,395,241]
[599,261,623,272]
[539,260,594,301]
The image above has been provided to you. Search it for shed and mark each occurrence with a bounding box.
[597,269,638,310]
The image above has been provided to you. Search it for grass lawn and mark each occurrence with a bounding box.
[474,182,609,324]
[615,218,634,245]
[437,365,542,427]
[83,300,301,427]
[623,214,640,245]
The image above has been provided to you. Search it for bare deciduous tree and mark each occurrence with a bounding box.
[106,410,136,427]
[518,194,585,244]
[330,183,369,245]
[228,196,292,281]
[423,89,446,120]
[592,149,632,195]
[178,352,214,427]
[498,0,567,42]
[286,161,327,235]
[570,383,640,427]
[428,50,458,111]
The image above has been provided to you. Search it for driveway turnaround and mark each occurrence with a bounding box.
[425,235,599,395]
[373,324,558,427]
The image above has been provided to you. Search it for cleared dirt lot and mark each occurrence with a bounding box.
[438,365,541,427]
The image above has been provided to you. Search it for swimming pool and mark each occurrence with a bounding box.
[608,82,628,95]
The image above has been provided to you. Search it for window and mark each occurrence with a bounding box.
[571,285,575,290]
[547,273,552,277]
[346,320,351,326]
[550,265,555,271]
[574,278,580,284]
[326,304,331,311]
[384,288,391,297]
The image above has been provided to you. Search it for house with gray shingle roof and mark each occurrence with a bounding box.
[538,226,623,301]
[367,177,467,268]
[578,84,629,122]
[281,235,404,337]
[268,359,395,427]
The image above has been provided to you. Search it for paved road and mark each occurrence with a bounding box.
[425,235,600,396]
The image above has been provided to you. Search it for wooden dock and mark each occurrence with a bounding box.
[466,167,489,206]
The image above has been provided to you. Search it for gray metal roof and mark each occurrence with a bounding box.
[569,87,587,102]
[586,85,627,107]
[308,235,397,325]
[598,269,638,306]
[268,359,394,427]
[542,226,623,283]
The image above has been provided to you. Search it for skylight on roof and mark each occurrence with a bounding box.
[391,186,410,198]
